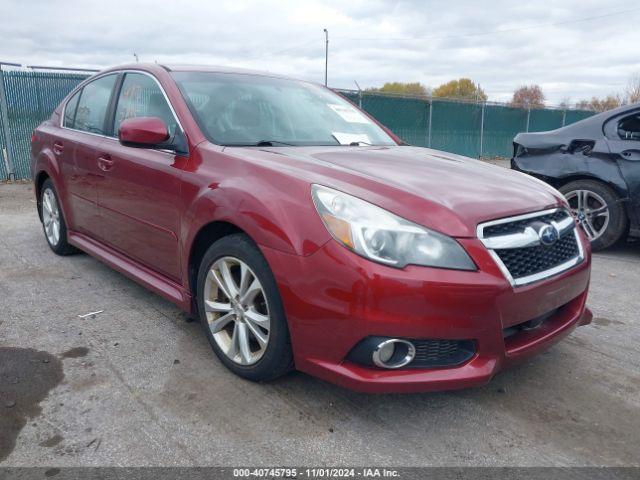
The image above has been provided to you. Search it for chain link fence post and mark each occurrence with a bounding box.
[479,100,485,159]
[427,94,433,148]
[0,65,16,181]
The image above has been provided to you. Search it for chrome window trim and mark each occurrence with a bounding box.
[60,69,185,146]
[477,208,584,288]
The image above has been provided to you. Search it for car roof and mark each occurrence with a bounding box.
[163,64,279,75]
[102,63,298,82]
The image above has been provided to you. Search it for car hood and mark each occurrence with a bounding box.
[229,145,565,238]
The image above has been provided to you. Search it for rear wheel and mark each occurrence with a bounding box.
[196,234,293,381]
[559,179,627,250]
[40,179,78,256]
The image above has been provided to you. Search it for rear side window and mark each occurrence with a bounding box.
[74,74,117,135]
[618,113,640,140]
[113,73,178,136]
[63,90,81,128]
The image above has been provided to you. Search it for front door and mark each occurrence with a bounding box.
[96,72,185,282]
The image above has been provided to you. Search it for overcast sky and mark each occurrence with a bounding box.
[1,0,639,104]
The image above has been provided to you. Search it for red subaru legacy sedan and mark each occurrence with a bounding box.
[31,64,592,393]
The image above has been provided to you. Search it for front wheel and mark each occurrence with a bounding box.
[196,234,293,381]
[559,179,627,251]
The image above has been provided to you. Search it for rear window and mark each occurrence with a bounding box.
[63,90,81,128]
[74,74,117,135]
[618,113,640,140]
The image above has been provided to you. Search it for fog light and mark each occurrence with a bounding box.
[377,341,395,363]
[372,339,416,369]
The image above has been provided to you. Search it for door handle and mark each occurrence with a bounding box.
[53,142,64,155]
[621,150,640,161]
[97,154,114,171]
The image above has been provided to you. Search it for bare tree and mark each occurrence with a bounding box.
[625,74,640,104]
[575,95,622,112]
[558,97,572,109]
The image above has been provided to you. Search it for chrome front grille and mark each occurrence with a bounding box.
[477,208,584,287]
[482,210,570,238]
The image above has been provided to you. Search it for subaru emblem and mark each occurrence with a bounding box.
[538,224,559,246]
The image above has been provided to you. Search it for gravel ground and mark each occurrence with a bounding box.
[0,180,638,467]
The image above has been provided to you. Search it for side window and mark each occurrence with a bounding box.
[74,74,117,135]
[63,90,81,128]
[114,73,178,136]
[618,113,640,140]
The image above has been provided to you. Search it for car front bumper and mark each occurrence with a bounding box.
[261,232,592,393]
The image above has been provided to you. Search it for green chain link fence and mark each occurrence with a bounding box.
[0,67,91,180]
[340,89,594,158]
[0,66,596,181]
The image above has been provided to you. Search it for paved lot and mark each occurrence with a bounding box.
[0,180,639,467]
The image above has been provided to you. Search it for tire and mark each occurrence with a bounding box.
[196,233,293,381]
[559,179,627,251]
[39,179,78,256]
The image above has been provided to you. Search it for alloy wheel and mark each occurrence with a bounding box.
[564,189,610,241]
[42,188,61,246]
[203,256,271,365]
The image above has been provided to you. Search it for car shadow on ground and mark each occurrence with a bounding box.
[593,238,640,260]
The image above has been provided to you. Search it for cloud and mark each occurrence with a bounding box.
[1,0,638,104]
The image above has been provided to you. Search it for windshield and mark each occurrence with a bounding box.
[171,72,396,147]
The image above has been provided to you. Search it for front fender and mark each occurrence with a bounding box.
[181,166,332,274]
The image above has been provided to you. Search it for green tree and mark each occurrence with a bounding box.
[367,82,430,97]
[432,78,487,101]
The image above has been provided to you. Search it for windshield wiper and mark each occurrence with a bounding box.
[253,140,296,147]
[330,134,372,146]
[225,140,296,147]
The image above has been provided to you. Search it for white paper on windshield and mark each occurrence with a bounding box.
[328,103,370,124]
[332,132,371,145]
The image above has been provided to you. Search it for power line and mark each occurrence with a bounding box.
[240,7,639,64]
[243,38,320,62]
[333,7,640,42]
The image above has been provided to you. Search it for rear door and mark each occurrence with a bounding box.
[96,71,185,281]
[62,74,118,238]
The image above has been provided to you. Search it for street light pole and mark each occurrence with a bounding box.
[323,29,328,86]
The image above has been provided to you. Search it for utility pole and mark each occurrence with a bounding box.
[354,80,362,108]
[323,29,328,86]
[133,53,139,63]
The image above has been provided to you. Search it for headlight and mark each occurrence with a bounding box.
[311,184,476,270]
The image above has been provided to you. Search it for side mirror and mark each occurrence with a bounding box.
[119,117,170,148]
